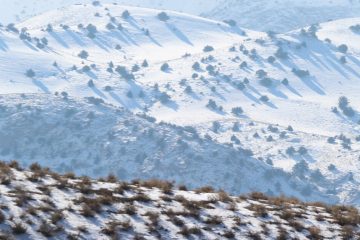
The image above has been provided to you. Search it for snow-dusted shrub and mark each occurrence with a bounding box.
[286,146,295,156]
[327,137,335,144]
[224,19,237,27]
[115,66,134,80]
[328,164,336,171]
[256,69,267,78]
[192,62,200,71]
[343,106,355,117]
[106,23,115,30]
[104,86,112,91]
[350,24,360,32]
[21,33,32,42]
[281,78,289,85]
[292,160,309,176]
[122,10,130,19]
[131,64,140,72]
[260,78,273,87]
[231,135,240,144]
[185,86,192,94]
[212,121,221,133]
[78,50,89,59]
[92,1,100,6]
[275,47,288,59]
[229,46,236,52]
[41,37,48,46]
[87,80,94,88]
[267,56,276,64]
[6,23,19,33]
[82,66,91,72]
[231,107,243,116]
[240,61,248,68]
[126,91,133,98]
[46,24,53,32]
[292,68,309,78]
[158,12,170,21]
[267,31,276,38]
[206,99,223,112]
[260,95,269,102]
[298,146,308,155]
[340,56,347,64]
[338,96,355,117]
[232,122,240,132]
[338,44,348,54]
[160,63,170,72]
[142,60,149,67]
[203,45,214,52]
[206,64,215,73]
[86,97,104,105]
[159,92,171,103]
[25,69,35,78]
[234,81,245,90]
[86,24,97,39]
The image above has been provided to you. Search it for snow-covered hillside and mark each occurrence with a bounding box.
[0,3,360,206]
[0,162,358,240]
[2,0,360,32]
[0,94,334,204]
[205,0,360,32]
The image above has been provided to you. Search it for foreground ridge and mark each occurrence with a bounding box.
[0,161,358,239]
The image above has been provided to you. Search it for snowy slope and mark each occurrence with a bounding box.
[0,162,357,240]
[205,0,360,32]
[2,0,360,32]
[0,94,334,204]
[0,4,360,205]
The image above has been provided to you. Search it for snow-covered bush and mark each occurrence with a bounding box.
[240,61,248,68]
[159,92,171,103]
[160,63,170,72]
[78,50,89,59]
[132,64,140,72]
[46,24,53,32]
[338,96,355,117]
[206,99,223,112]
[281,78,289,85]
[275,47,288,59]
[185,86,192,94]
[158,12,170,21]
[87,80,95,88]
[25,69,35,78]
[192,62,201,71]
[106,23,115,30]
[224,19,237,27]
[350,24,360,32]
[115,66,135,80]
[86,24,97,39]
[142,60,149,68]
[267,56,276,64]
[259,95,269,102]
[338,44,348,54]
[6,23,19,33]
[256,69,267,78]
[122,10,130,19]
[260,78,273,87]
[203,45,214,52]
[231,107,243,116]
[292,68,310,78]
